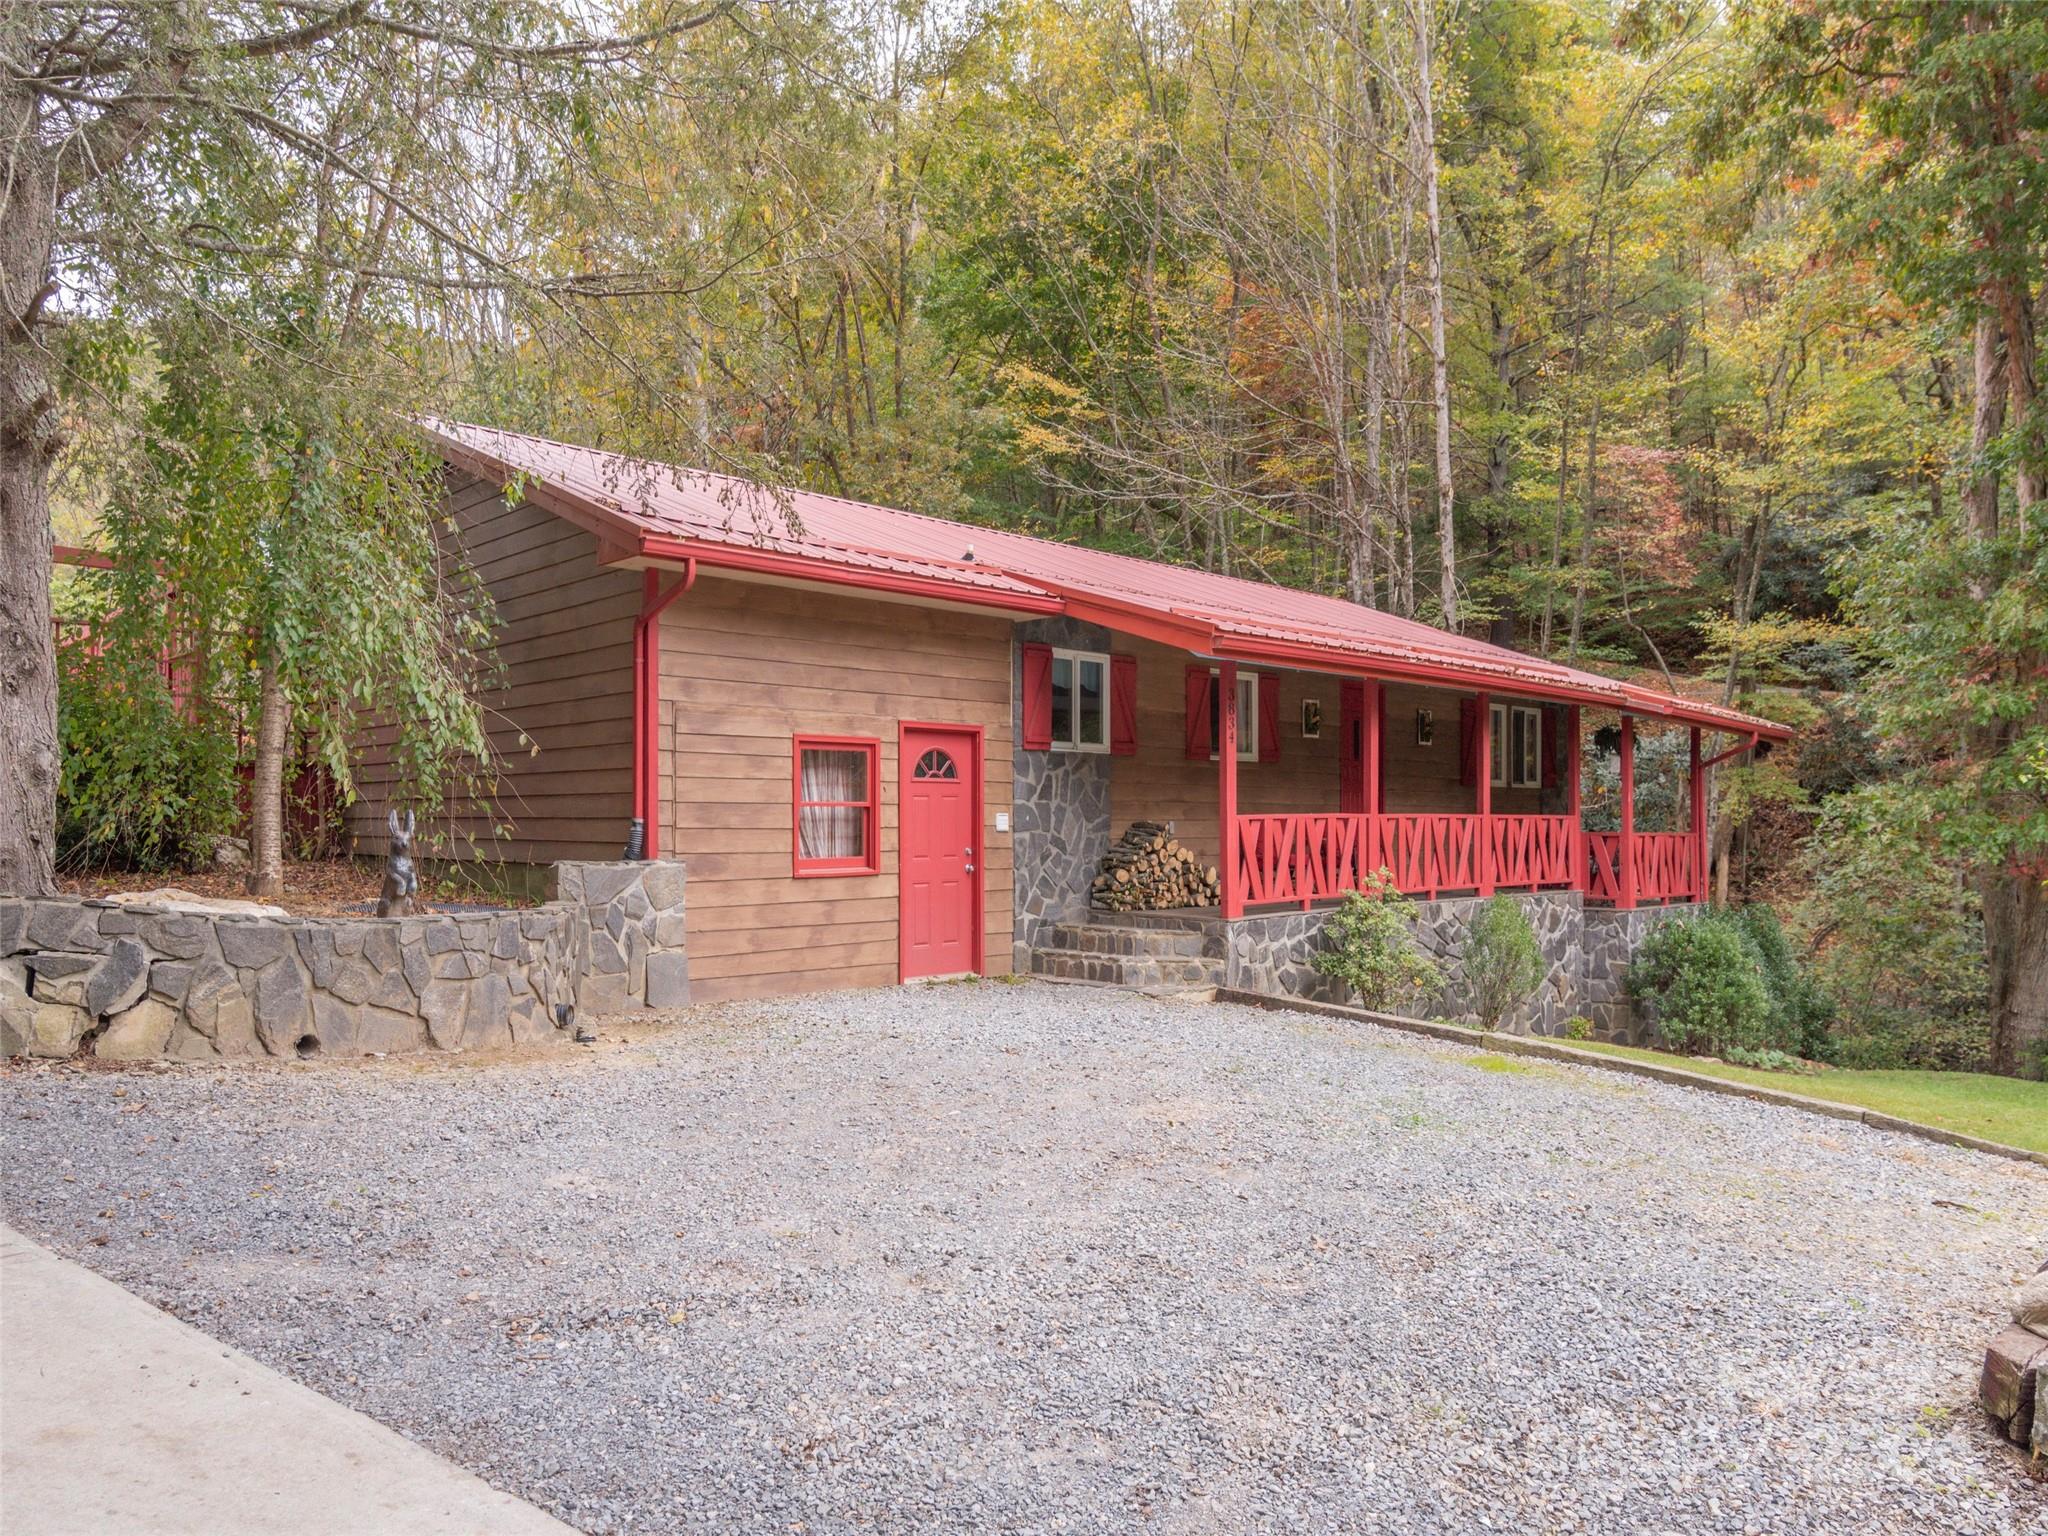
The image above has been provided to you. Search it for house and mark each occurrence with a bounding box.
[356,420,1791,1034]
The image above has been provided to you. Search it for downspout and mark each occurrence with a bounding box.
[632,559,697,859]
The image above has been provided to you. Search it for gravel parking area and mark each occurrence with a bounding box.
[3,982,2043,1534]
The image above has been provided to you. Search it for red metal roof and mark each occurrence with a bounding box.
[420,418,1790,739]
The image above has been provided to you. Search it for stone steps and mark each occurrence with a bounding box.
[1027,947,1225,991]
[1028,915,1227,992]
[1039,921,1219,959]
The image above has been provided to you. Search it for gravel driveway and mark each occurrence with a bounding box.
[3,982,2042,1534]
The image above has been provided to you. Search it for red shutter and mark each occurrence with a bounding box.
[1541,706,1559,791]
[1459,697,1479,786]
[1022,643,1053,750]
[1184,666,1211,759]
[1110,654,1138,755]
[1258,675,1281,762]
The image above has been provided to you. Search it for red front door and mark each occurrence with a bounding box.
[900,725,980,979]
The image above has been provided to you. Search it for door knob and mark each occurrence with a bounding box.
[964,846,975,873]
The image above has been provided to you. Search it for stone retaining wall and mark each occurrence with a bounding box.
[1224,892,1696,1042]
[1,860,687,1062]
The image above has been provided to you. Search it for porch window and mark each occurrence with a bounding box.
[793,736,880,876]
[1209,670,1258,762]
[1049,648,1109,752]
[1491,704,1542,790]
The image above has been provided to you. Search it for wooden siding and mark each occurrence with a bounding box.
[657,576,1015,1004]
[347,469,641,865]
[1380,683,1550,816]
[1107,637,1343,872]
[1107,647,1563,867]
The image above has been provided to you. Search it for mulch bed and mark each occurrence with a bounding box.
[57,858,534,918]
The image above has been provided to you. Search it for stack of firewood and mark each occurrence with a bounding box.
[1090,821,1221,911]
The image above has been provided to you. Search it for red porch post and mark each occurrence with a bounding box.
[1474,690,1494,898]
[1219,661,1243,919]
[1566,704,1584,892]
[1364,678,1383,814]
[1617,713,1638,910]
[1689,725,1705,905]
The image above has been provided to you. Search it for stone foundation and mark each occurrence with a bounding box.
[1163,893,1700,1042]
[1,859,687,1063]
[1223,891,1598,1035]
[1581,904,1691,1042]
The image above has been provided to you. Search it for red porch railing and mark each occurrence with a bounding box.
[1586,830,1697,905]
[1235,813,1578,908]
[1488,813,1576,890]
[1215,690,1714,919]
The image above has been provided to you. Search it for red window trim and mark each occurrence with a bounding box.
[792,734,881,878]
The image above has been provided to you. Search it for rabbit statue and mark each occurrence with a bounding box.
[376,808,417,917]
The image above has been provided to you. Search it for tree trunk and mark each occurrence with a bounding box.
[1566,391,1600,663]
[247,650,290,899]
[1485,301,1518,649]
[1984,868,2048,1079]
[1568,233,1620,665]
[1960,303,2046,1075]
[1413,0,1457,629]
[0,143,61,896]
[1963,312,2008,571]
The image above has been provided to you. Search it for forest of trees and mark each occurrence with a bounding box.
[3,2,2042,1073]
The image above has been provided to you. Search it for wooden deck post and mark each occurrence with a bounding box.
[1475,690,1494,898]
[1689,725,1705,905]
[1219,661,1243,920]
[1364,678,1383,814]
[1566,704,1583,892]
[1617,713,1638,910]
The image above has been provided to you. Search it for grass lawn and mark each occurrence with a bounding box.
[1565,1040,2048,1156]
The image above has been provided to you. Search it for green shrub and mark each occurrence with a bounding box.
[1732,904,1837,1061]
[56,636,240,873]
[1563,1015,1593,1041]
[1462,895,1546,1030]
[1313,872,1444,1014]
[1627,912,1773,1057]
[1721,1045,1816,1074]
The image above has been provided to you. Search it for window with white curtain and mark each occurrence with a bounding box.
[793,737,878,875]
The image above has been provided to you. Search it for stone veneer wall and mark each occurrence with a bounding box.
[1580,903,1692,1042]
[1011,617,1114,968]
[1224,892,1699,1042]
[0,860,687,1063]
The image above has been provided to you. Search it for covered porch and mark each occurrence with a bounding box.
[1218,664,1729,918]
[1035,626,1763,922]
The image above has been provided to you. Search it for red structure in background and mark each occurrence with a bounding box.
[55,544,341,859]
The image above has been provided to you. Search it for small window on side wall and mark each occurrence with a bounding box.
[1491,705,1542,790]
[793,736,880,877]
[1513,706,1542,788]
[1049,648,1110,752]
